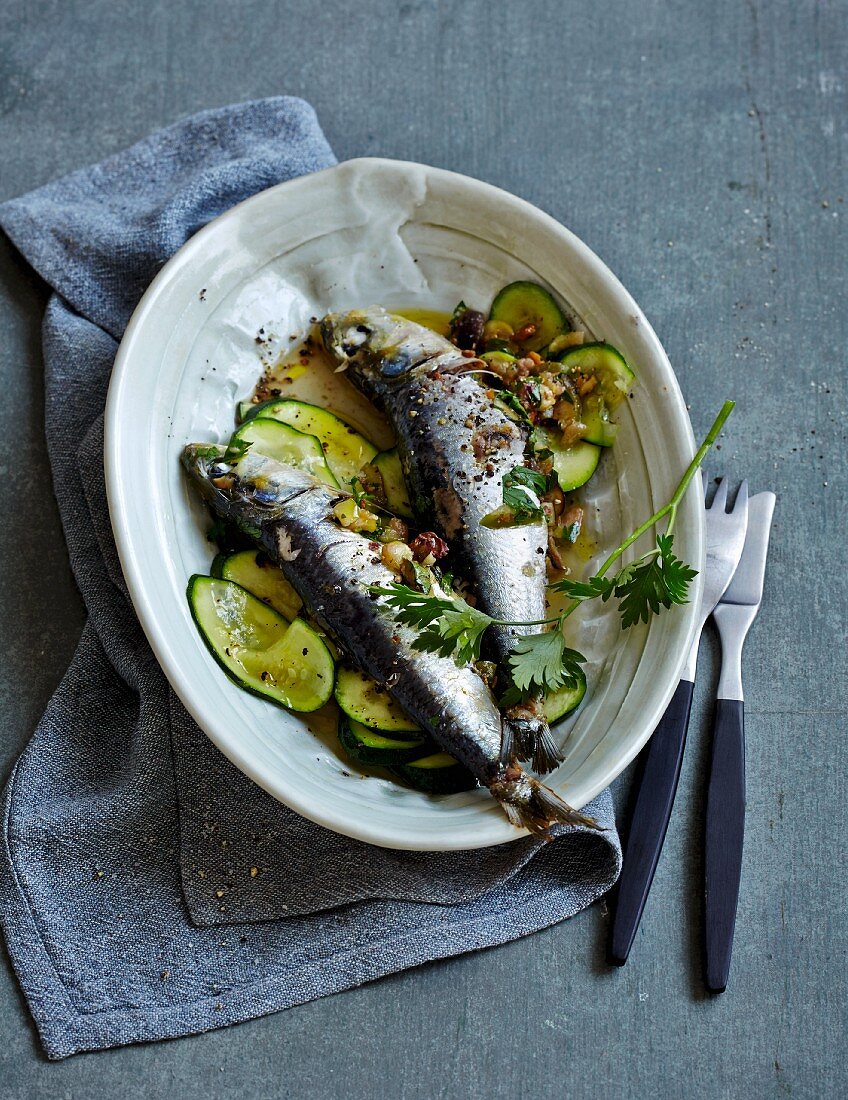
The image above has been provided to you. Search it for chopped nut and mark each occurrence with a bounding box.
[578,376,598,396]
[513,322,538,343]
[409,531,449,563]
[381,540,414,573]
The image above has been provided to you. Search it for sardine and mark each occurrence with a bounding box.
[320,307,561,772]
[182,444,594,835]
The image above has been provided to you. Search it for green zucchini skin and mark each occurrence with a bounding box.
[556,341,635,447]
[240,398,377,488]
[230,417,339,487]
[372,448,414,519]
[334,665,421,733]
[543,670,587,725]
[187,575,334,713]
[337,714,431,766]
[533,427,602,492]
[489,281,568,352]
[390,752,477,794]
[217,548,303,621]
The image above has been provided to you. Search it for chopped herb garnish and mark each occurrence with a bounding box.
[481,464,548,527]
[222,436,252,464]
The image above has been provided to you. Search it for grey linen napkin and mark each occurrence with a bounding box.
[0,97,620,1059]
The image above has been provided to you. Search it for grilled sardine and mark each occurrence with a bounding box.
[321,307,561,772]
[182,444,593,834]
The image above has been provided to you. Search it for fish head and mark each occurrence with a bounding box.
[320,307,457,392]
[181,444,330,532]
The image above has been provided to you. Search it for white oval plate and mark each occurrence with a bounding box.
[105,158,703,851]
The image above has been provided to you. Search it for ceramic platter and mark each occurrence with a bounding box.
[105,158,704,850]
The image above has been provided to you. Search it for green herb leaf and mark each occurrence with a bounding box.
[350,475,379,508]
[506,629,586,697]
[612,534,698,628]
[521,380,542,406]
[549,575,616,601]
[481,465,548,528]
[494,390,531,424]
[369,582,493,666]
[222,435,252,464]
[450,300,469,323]
[501,465,546,517]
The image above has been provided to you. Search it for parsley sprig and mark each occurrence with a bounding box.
[370,577,492,665]
[370,401,734,701]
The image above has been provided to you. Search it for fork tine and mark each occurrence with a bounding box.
[733,479,749,514]
[701,470,710,504]
[711,476,729,512]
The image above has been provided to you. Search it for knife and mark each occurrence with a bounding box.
[704,491,776,993]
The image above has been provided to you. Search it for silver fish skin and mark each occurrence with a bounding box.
[182,444,594,834]
[320,307,561,772]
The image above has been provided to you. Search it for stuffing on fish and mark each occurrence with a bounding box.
[182,444,595,835]
[320,306,562,772]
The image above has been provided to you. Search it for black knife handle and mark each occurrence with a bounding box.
[609,678,695,965]
[704,697,746,993]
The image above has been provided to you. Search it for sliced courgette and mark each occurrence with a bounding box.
[230,417,339,487]
[390,752,476,794]
[533,427,601,493]
[237,399,256,423]
[481,349,519,371]
[556,342,634,447]
[372,448,413,519]
[489,281,567,352]
[334,665,420,733]
[543,670,587,725]
[216,549,303,621]
[188,576,334,712]
[337,714,431,766]
[243,399,377,489]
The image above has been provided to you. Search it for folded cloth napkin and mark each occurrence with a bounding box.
[0,97,620,1059]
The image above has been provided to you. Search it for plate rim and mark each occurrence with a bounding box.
[105,156,704,850]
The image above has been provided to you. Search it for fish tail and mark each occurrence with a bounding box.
[498,717,515,766]
[504,715,564,775]
[491,772,598,837]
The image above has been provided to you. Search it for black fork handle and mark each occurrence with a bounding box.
[609,678,695,965]
[704,697,746,993]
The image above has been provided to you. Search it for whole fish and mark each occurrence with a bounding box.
[320,307,560,772]
[182,444,594,835]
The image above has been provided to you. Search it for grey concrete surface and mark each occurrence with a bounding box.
[0,1,845,1097]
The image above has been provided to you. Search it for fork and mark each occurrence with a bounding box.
[609,474,749,965]
[704,490,776,992]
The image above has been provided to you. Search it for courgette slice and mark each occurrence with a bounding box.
[334,665,420,732]
[481,349,519,371]
[578,397,618,448]
[216,549,303,621]
[372,448,413,519]
[390,752,476,795]
[489,281,567,352]
[237,399,256,423]
[243,399,378,488]
[543,670,587,725]
[188,576,334,712]
[337,714,431,766]
[230,417,339,487]
[533,427,602,492]
[556,342,634,447]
